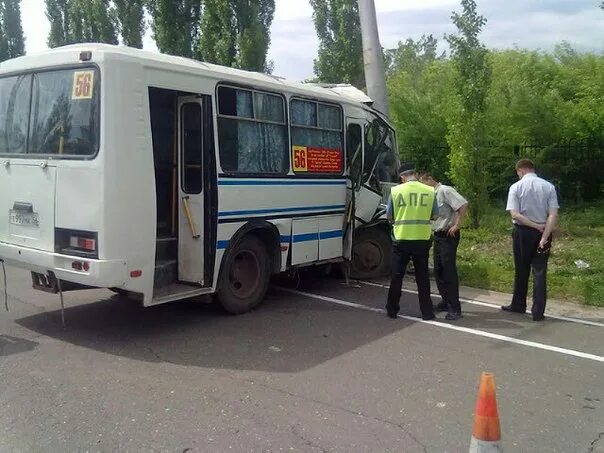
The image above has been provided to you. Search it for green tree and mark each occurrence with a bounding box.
[445,0,492,228]
[146,0,201,58]
[386,35,442,77]
[69,0,118,44]
[46,0,70,47]
[197,0,275,72]
[45,0,118,47]
[387,36,451,180]
[233,0,275,72]
[114,0,145,48]
[0,17,8,62]
[197,0,235,65]
[0,0,25,60]
[310,0,365,88]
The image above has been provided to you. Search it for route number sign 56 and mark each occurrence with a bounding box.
[72,71,95,100]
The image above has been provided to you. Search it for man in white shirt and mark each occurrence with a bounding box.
[420,174,468,320]
[503,159,559,321]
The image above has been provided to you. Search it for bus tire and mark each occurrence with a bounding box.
[217,235,271,314]
[350,226,391,279]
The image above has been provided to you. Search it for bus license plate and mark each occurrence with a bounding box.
[9,210,40,228]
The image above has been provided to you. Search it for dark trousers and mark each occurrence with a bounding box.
[511,225,550,318]
[434,232,461,314]
[387,240,434,319]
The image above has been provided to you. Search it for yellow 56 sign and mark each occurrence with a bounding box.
[292,146,308,172]
[72,70,95,100]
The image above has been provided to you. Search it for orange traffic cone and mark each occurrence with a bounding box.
[469,372,502,452]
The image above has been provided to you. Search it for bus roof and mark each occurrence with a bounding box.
[0,43,380,113]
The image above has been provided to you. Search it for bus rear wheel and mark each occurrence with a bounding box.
[350,227,391,279]
[217,235,271,314]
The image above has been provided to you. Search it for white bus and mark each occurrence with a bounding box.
[0,44,398,314]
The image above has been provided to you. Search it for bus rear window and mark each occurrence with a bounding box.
[0,67,99,158]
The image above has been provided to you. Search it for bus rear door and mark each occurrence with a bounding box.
[177,97,205,284]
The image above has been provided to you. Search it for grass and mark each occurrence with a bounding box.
[455,202,604,307]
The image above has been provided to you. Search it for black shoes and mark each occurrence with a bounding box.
[501,304,526,314]
[387,311,398,319]
[422,313,436,321]
[445,312,463,321]
[502,305,545,321]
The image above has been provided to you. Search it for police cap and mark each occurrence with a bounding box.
[399,162,416,176]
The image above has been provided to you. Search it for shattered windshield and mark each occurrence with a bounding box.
[363,116,399,191]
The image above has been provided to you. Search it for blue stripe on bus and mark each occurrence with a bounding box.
[219,180,347,186]
[292,230,343,243]
[320,230,343,240]
[218,230,341,250]
[217,240,230,250]
[218,204,346,217]
[293,233,319,243]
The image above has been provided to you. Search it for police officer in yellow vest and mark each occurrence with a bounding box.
[386,163,439,320]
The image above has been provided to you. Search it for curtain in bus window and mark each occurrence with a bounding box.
[218,118,288,173]
[0,75,31,155]
[218,86,253,118]
[254,92,284,122]
[318,104,341,130]
[291,128,341,150]
[218,86,288,174]
[29,69,99,156]
[291,100,316,126]
[290,99,343,175]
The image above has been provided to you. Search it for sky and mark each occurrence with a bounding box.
[20,0,604,81]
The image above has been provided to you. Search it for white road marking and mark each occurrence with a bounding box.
[359,280,604,328]
[280,287,604,364]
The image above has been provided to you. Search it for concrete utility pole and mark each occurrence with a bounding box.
[358,0,389,117]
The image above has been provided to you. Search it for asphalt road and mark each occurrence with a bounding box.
[0,266,603,452]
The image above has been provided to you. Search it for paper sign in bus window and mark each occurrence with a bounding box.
[72,71,95,100]
[292,146,343,173]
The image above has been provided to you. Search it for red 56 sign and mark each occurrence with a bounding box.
[72,70,95,100]
[292,146,308,172]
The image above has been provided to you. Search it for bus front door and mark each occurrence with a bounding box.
[177,97,205,285]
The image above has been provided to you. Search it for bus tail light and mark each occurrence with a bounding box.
[55,228,99,259]
[70,236,96,252]
[71,261,90,272]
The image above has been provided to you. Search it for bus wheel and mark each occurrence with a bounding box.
[350,227,391,279]
[217,235,271,314]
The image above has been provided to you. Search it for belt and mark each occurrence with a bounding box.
[514,224,543,232]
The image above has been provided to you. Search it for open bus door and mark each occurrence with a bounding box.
[177,96,205,285]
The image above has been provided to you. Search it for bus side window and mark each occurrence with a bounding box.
[217,86,288,175]
[181,103,203,194]
[290,99,344,175]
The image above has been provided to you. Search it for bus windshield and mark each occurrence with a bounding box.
[0,67,99,158]
[363,116,399,190]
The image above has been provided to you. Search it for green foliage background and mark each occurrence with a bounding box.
[0,0,25,62]
[388,40,604,204]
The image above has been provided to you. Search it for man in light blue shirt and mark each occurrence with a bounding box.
[502,159,559,321]
[420,173,468,321]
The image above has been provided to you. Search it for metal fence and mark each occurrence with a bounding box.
[400,139,604,203]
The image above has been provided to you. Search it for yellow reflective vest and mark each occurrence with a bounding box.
[390,181,435,241]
